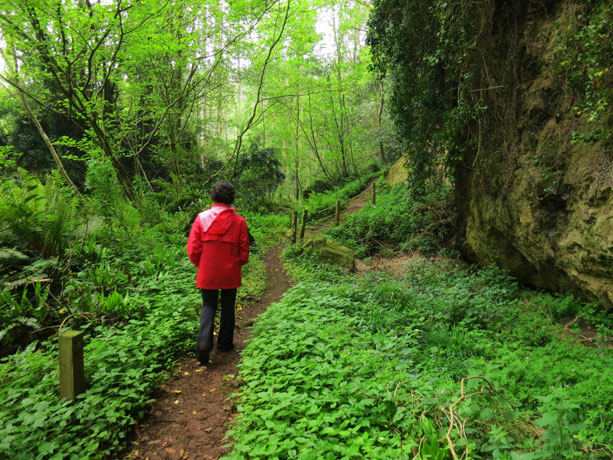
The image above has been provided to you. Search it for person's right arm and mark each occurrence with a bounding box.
[186,218,203,266]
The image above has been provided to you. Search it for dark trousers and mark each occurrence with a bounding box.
[197,288,236,351]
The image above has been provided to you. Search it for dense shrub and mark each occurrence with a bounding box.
[0,169,81,259]
[299,170,383,223]
[326,182,454,257]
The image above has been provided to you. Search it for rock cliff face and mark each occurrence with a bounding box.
[455,2,613,306]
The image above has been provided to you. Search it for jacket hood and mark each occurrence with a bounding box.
[206,210,235,235]
[199,204,236,235]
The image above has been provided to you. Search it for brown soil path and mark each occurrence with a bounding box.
[124,246,292,460]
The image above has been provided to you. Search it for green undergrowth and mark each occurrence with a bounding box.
[325,182,453,257]
[224,251,612,459]
[0,210,278,459]
[242,213,290,251]
[298,170,384,223]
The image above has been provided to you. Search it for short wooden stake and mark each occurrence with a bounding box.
[371,182,376,206]
[59,330,85,399]
[334,200,340,226]
[291,211,298,244]
[299,209,308,240]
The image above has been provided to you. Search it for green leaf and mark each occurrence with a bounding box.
[37,441,55,455]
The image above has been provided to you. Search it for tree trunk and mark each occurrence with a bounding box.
[295,95,301,200]
[17,91,80,195]
[377,79,387,162]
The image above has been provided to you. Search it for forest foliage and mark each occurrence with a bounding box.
[367,0,613,194]
[1,1,612,459]
[0,0,396,198]
[0,0,394,352]
[224,184,612,460]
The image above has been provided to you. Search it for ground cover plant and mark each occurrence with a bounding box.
[0,167,282,355]
[0,148,374,459]
[223,249,612,459]
[7,0,612,458]
[298,170,384,224]
[0,201,280,459]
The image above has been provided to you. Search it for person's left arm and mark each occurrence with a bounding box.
[239,218,249,266]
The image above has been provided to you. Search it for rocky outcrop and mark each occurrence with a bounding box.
[386,156,408,186]
[456,1,613,306]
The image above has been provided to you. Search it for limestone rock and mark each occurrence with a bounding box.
[455,4,613,308]
[386,156,408,186]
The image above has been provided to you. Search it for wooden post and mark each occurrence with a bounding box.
[59,330,85,399]
[299,209,308,240]
[291,211,298,244]
[371,182,376,206]
[334,200,340,226]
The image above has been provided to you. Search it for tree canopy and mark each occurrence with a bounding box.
[0,0,397,202]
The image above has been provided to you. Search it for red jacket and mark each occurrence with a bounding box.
[187,204,249,289]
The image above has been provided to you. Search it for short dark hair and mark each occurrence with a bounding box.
[210,180,235,204]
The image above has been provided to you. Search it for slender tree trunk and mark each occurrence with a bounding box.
[262,115,266,146]
[134,156,154,192]
[331,9,349,177]
[377,79,387,162]
[295,95,300,200]
[227,0,291,181]
[89,121,135,200]
[18,91,80,195]
[6,44,80,194]
[349,134,359,176]
[328,81,348,177]
[300,92,332,182]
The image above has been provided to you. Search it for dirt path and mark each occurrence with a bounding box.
[125,246,292,460]
[124,183,376,460]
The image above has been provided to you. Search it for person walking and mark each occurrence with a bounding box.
[187,180,249,365]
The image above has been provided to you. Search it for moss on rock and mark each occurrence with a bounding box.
[386,156,408,187]
[301,238,355,269]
